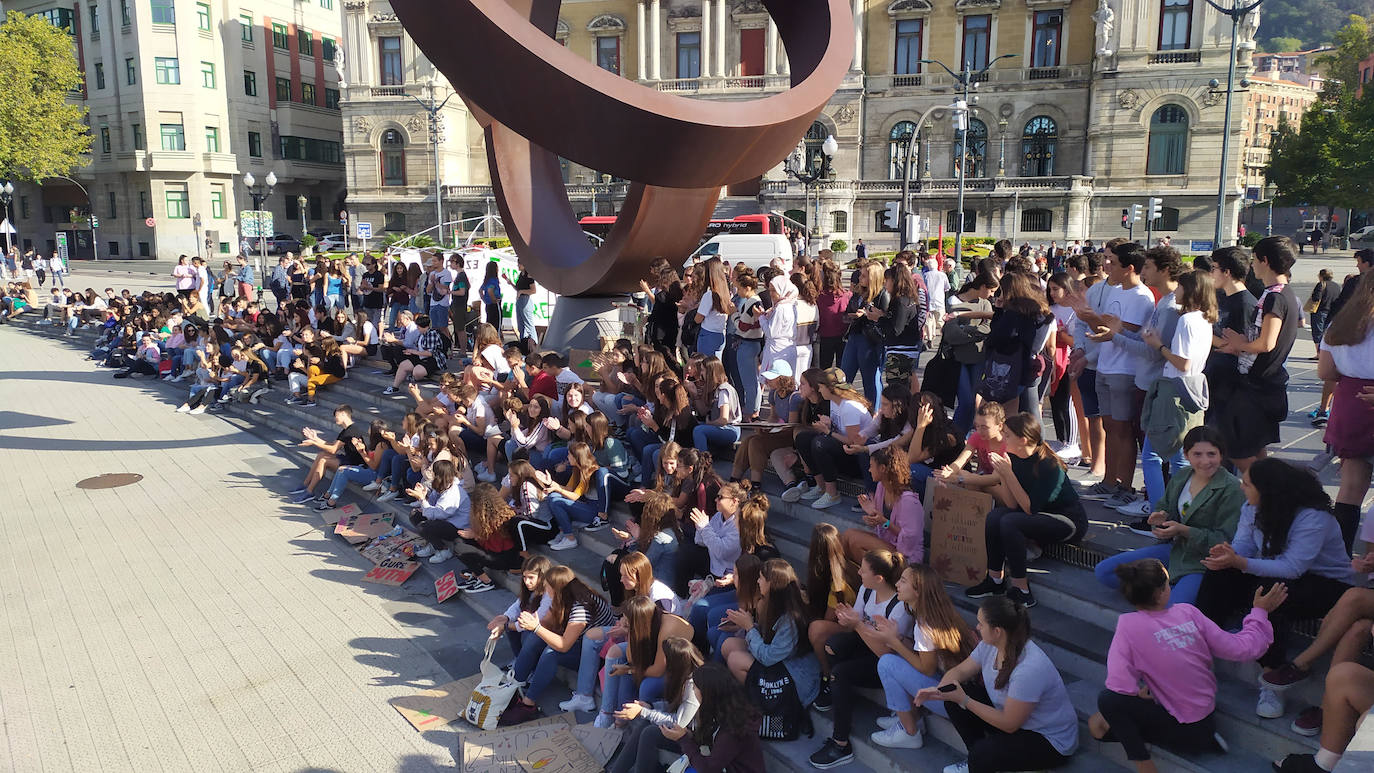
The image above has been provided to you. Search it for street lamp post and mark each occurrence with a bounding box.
[297,194,308,247]
[49,175,100,261]
[0,181,14,255]
[412,76,455,246]
[782,134,838,254]
[918,54,1017,268]
[243,170,277,285]
[1206,0,1266,247]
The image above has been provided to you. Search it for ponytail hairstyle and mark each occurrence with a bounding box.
[981,596,1032,691]
[733,553,765,615]
[862,548,905,590]
[1113,558,1171,609]
[637,491,680,551]
[737,492,770,553]
[900,565,976,667]
[661,637,705,711]
[1004,411,1064,471]
[517,555,553,613]
[756,559,810,649]
[805,523,848,620]
[622,595,665,683]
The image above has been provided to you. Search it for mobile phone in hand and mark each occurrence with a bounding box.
[938,683,958,693]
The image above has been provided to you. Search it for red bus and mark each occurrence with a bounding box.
[578,213,782,242]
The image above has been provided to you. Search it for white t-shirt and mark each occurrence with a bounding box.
[481,344,511,376]
[697,293,728,333]
[1321,331,1374,379]
[856,587,913,635]
[649,579,676,609]
[1097,282,1156,376]
[361,320,379,346]
[831,398,872,434]
[923,268,949,314]
[1163,310,1211,378]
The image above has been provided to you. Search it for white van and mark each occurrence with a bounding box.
[685,234,793,273]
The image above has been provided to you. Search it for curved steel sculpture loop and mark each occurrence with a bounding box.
[391,0,853,295]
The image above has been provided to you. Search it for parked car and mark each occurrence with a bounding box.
[240,234,302,255]
[1349,226,1374,242]
[316,234,348,252]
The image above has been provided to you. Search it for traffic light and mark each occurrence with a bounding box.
[881,201,901,230]
[1121,209,1129,229]
[1131,203,1143,222]
[904,213,921,244]
[1148,197,1163,222]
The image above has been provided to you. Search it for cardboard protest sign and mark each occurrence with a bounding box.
[362,557,419,586]
[924,478,993,587]
[435,571,461,603]
[516,728,601,773]
[323,502,361,524]
[390,675,480,731]
[460,714,578,772]
[335,512,395,544]
[569,724,624,767]
[359,531,421,565]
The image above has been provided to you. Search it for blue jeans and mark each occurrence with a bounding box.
[639,443,663,488]
[388,302,408,328]
[516,294,537,341]
[877,653,948,719]
[327,465,375,501]
[732,338,763,417]
[696,328,726,358]
[505,439,546,470]
[541,445,570,472]
[596,469,633,510]
[840,333,882,403]
[1093,542,1203,607]
[578,626,614,700]
[325,293,343,311]
[702,590,739,659]
[687,586,735,642]
[546,494,601,536]
[599,646,632,713]
[692,424,741,455]
[953,361,983,435]
[1140,436,1185,506]
[528,638,585,702]
[627,425,657,457]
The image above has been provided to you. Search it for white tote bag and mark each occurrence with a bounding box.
[464,637,520,730]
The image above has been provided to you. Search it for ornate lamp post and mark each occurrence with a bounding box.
[783,133,838,249]
[243,170,277,280]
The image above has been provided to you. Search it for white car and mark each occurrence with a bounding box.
[316,233,348,252]
[1349,226,1374,242]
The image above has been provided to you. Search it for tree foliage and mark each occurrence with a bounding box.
[1259,0,1374,52]
[0,11,89,181]
[1267,95,1374,213]
[1313,15,1374,98]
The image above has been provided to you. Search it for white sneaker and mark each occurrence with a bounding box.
[172,373,188,383]
[942,762,969,773]
[474,461,489,475]
[362,480,383,492]
[162,374,175,382]
[176,404,191,413]
[800,485,824,501]
[1256,686,1284,719]
[476,471,497,483]
[414,544,435,558]
[875,714,901,731]
[592,712,615,729]
[550,534,578,551]
[189,405,207,415]
[428,548,453,564]
[1116,498,1154,518]
[870,723,924,749]
[812,492,841,509]
[558,693,596,713]
[781,481,809,503]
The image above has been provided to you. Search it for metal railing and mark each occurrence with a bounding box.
[1147,50,1203,65]
[867,64,1089,91]
[643,74,791,94]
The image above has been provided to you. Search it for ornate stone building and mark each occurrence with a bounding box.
[342,0,1268,250]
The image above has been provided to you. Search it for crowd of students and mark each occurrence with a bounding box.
[24,233,1374,773]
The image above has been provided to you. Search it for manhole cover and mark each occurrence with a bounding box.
[76,473,144,490]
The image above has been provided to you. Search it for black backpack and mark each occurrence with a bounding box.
[746,660,814,742]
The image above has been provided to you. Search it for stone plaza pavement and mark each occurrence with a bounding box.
[0,328,490,772]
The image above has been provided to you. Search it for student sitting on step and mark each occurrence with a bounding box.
[588,595,694,729]
[607,637,705,773]
[1091,558,1283,772]
[1272,653,1374,773]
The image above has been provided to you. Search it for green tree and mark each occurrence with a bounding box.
[1266,96,1374,220]
[1314,15,1374,98]
[0,11,90,181]
[1262,36,1303,53]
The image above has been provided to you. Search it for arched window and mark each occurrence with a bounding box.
[1147,105,1189,175]
[1021,208,1053,232]
[1021,116,1057,177]
[833,210,848,232]
[954,118,987,178]
[888,121,916,180]
[804,121,829,172]
[381,129,405,187]
[383,211,406,232]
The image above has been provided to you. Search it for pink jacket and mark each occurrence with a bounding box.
[872,482,924,564]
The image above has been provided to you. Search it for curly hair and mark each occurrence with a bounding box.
[1248,458,1333,557]
[691,662,760,747]
[467,483,515,541]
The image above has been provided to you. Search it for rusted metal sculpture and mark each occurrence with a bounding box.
[391,0,853,296]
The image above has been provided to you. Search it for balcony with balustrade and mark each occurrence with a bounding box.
[867,65,1090,94]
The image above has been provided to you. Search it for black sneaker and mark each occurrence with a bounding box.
[1273,754,1324,773]
[465,576,496,593]
[807,739,854,770]
[1007,586,1037,608]
[813,678,833,712]
[1311,415,1328,428]
[583,516,609,532]
[303,398,317,407]
[964,576,1006,599]
[1127,518,1157,537]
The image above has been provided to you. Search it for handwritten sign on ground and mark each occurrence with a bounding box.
[925,478,993,587]
[460,714,579,772]
[359,531,421,565]
[336,512,395,544]
[435,571,461,603]
[323,502,361,524]
[362,557,419,586]
[516,727,602,773]
[390,675,480,731]
[569,724,624,767]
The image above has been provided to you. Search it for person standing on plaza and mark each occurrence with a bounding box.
[47,250,65,288]
[269,256,291,311]
[855,239,867,261]
[479,260,502,332]
[695,257,734,359]
[1306,269,1337,359]
[1315,269,1374,550]
[513,262,539,352]
[194,256,211,313]
[173,255,197,301]
[236,255,256,303]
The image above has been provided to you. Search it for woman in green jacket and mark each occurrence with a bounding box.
[1093,426,1244,606]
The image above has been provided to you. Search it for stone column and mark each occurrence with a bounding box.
[650,0,662,80]
[716,0,727,77]
[701,0,712,78]
[765,16,778,75]
[637,1,647,80]
[851,0,863,72]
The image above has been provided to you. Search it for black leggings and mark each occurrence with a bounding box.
[827,635,882,744]
[1048,374,1074,445]
[1194,567,1352,668]
[609,717,680,773]
[1096,689,1218,762]
[512,518,557,552]
[414,515,460,551]
[797,432,862,482]
[458,536,521,577]
[946,681,1072,773]
[985,502,1086,579]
